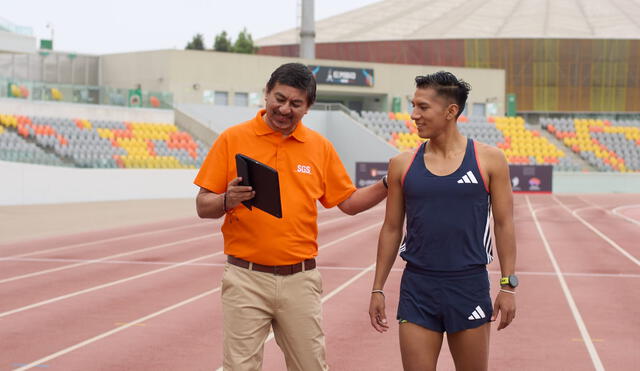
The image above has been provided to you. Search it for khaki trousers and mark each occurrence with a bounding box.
[221,262,328,371]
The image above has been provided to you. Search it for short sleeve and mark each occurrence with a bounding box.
[194,133,229,194]
[319,142,357,208]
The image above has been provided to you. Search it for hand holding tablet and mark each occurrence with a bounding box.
[235,153,283,218]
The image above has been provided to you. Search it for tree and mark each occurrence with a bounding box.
[185,33,205,50]
[214,31,232,52]
[232,28,258,54]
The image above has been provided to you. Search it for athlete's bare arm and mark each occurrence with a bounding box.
[478,143,517,330]
[369,151,412,332]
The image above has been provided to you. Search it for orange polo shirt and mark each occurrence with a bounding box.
[194,109,356,265]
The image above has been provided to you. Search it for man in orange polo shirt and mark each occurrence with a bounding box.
[195,63,388,371]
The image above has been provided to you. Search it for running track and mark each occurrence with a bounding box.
[1,194,639,370]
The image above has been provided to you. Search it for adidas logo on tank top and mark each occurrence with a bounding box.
[457,170,479,184]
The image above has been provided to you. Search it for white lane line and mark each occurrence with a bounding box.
[214,222,382,371]
[316,204,384,228]
[553,196,640,267]
[319,222,382,251]
[576,196,640,228]
[531,205,561,213]
[12,287,221,371]
[526,196,604,371]
[0,251,224,319]
[215,262,378,371]
[320,263,376,303]
[1,206,383,318]
[0,219,215,260]
[488,270,640,278]
[2,206,335,260]
[611,204,640,227]
[0,233,221,284]
[0,207,381,284]
[3,257,227,267]
[14,213,383,370]
[5,257,640,279]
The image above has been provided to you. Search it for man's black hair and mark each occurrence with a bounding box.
[415,71,471,118]
[266,63,317,105]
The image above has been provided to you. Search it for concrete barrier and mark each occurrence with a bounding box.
[0,160,198,205]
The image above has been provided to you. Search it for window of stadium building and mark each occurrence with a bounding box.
[234,92,248,107]
[214,91,228,106]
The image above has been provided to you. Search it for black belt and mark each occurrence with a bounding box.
[227,255,316,276]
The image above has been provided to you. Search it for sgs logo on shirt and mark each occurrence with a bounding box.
[297,165,312,174]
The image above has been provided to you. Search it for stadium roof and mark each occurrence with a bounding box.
[256,0,640,46]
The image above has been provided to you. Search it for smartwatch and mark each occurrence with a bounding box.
[500,275,519,288]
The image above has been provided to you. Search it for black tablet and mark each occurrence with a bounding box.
[235,153,283,218]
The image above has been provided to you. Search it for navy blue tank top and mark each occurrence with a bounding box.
[400,138,493,271]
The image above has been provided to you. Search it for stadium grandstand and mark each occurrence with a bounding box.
[256,0,640,116]
[1,1,639,205]
[0,3,639,370]
[254,0,640,174]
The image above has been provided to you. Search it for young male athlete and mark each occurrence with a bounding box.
[368,71,517,371]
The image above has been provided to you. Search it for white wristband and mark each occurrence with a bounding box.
[500,288,516,294]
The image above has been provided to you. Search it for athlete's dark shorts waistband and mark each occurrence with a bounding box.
[405,263,486,277]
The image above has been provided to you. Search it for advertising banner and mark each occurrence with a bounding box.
[309,65,374,87]
[357,163,551,193]
[356,162,388,188]
[509,165,553,193]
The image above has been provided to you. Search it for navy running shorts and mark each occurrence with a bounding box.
[397,264,492,333]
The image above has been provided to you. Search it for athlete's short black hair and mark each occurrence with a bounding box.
[415,71,471,118]
[266,63,317,105]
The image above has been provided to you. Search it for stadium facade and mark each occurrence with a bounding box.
[0,17,36,54]
[99,50,504,115]
[256,0,640,114]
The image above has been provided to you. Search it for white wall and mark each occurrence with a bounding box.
[0,100,395,204]
[324,111,399,181]
[2,156,639,206]
[101,50,505,114]
[174,104,328,137]
[174,104,397,180]
[3,101,637,206]
[0,30,36,54]
[0,160,198,205]
[0,98,174,123]
[554,172,640,194]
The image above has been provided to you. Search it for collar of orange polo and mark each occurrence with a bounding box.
[253,109,307,142]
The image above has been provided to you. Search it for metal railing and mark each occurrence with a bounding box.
[311,102,351,114]
[0,17,33,36]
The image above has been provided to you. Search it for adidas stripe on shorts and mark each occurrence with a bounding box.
[397,264,492,333]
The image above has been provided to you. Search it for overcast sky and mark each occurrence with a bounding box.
[3,0,379,55]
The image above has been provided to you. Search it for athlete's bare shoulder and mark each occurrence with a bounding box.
[473,140,508,176]
[389,148,419,179]
[393,149,417,164]
[474,140,501,156]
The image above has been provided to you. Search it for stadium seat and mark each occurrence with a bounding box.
[0,113,208,169]
[541,117,640,172]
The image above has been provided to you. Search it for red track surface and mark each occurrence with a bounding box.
[1,194,639,370]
